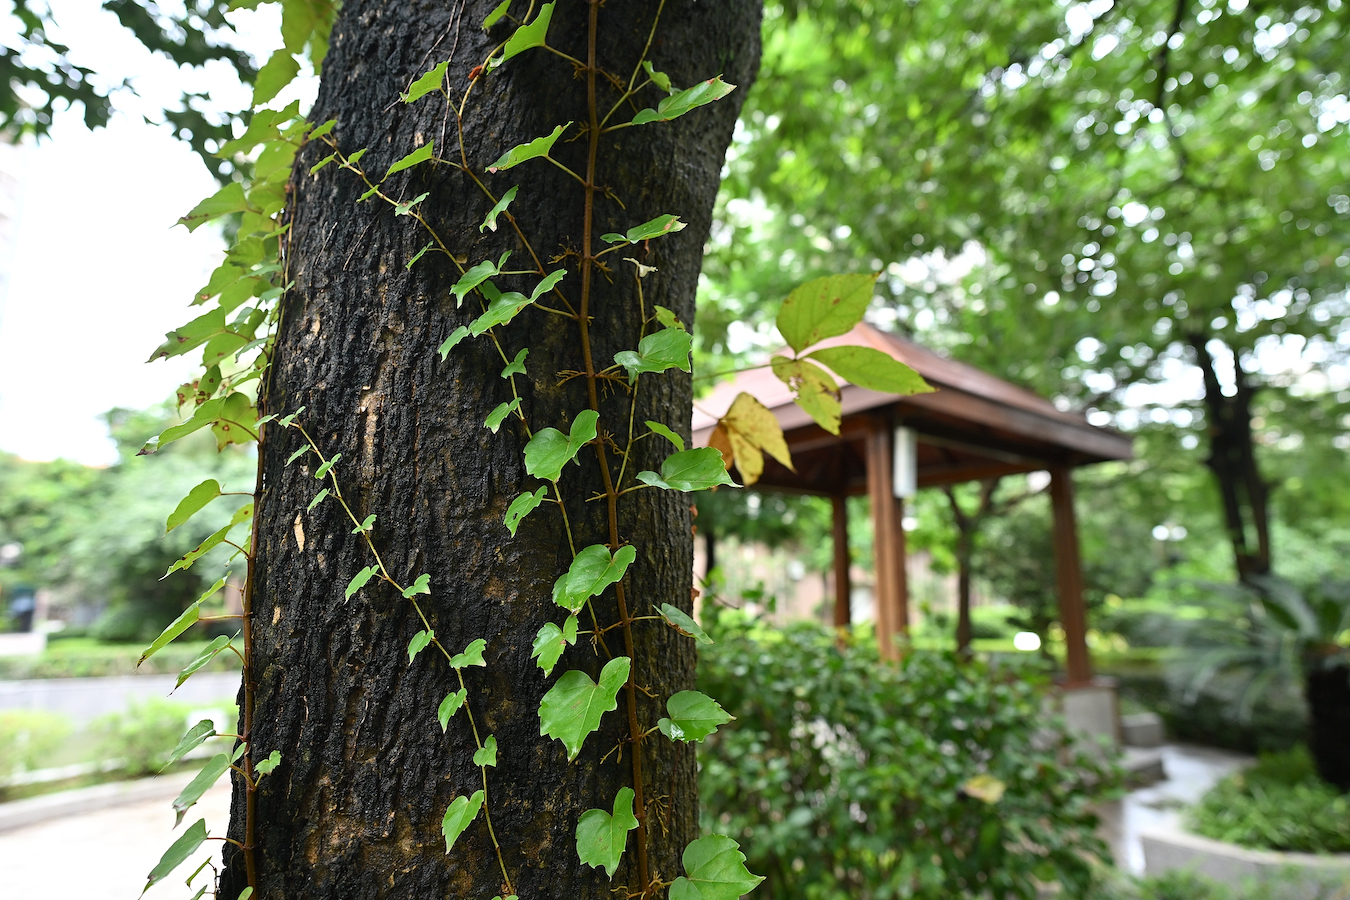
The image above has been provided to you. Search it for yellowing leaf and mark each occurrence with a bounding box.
[770,356,841,435]
[961,774,1007,804]
[718,392,792,486]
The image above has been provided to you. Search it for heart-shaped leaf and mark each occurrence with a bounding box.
[576,786,638,878]
[538,656,630,761]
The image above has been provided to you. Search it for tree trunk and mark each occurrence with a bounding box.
[1306,662,1350,792]
[1189,334,1272,583]
[221,3,760,897]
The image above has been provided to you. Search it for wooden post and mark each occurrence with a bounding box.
[866,417,903,660]
[893,495,910,638]
[1050,466,1093,686]
[831,494,851,629]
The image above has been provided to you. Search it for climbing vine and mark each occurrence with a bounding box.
[132,3,929,899]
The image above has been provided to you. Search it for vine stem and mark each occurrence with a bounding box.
[578,0,650,892]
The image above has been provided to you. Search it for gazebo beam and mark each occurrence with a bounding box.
[1050,466,1093,686]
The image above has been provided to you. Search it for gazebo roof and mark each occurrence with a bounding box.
[691,323,1131,495]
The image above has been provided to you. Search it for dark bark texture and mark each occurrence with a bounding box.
[221,2,761,897]
[1306,663,1350,792]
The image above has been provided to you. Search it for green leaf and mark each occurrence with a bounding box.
[642,60,672,93]
[408,629,434,662]
[552,544,637,613]
[165,480,223,534]
[613,327,692,380]
[439,325,471,359]
[631,76,736,126]
[254,750,282,776]
[253,50,300,107]
[176,635,232,689]
[179,182,250,233]
[210,393,258,451]
[437,689,467,730]
[441,790,484,853]
[481,185,518,232]
[307,488,330,511]
[235,889,253,900]
[576,786,638,878]
[139,589,208,666]
[657,690,732,743]
[482,0,510,28]
[172,754,231,826]
[148,309,230,362]
[669,835,764,900]
[637,448,737,493]
[658,603,713,645]
[486,123,568,172]
[402,61,449,103]
[407,241,436,270]
[805,345,934,395]
[469,291,527,335]
[345,565,379,600]
[644,421,685,452]
[452,257,502,307]
[473,735,498,767]
[653,305,683,330]
[485,399,521,433]
[538,656,630,761]
[496,2,554,64]
[524,410,599,482]
[505,487,548,536]
[286,446,309,465]
[530,614,578,677]
[314,453,340,479]
[450,638,487,669]
[394,192,429,216]
[385,141,435,179]
[165,519,239,577]
[307,118,336,140]
[501,348,528,378]
[352,514,376,534]
[403,574,432,597]
[961,774,1007,804]
[775,273,879,353]
[142,818,208,894]
[771,356,842,434]
[624,214,686,243]
[164,720,217,769]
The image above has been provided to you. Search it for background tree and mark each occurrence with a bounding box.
[702,0,1350,585]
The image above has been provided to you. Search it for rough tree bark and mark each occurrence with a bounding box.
[1189,334,1272,583]
[221,2,761,897]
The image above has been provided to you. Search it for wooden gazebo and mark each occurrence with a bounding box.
[691,323,1132,686]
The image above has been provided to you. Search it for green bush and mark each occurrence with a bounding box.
[697,611,1119,900]
[0,710,73,778]
[94,696,201,775]
[1188,746,1350,854]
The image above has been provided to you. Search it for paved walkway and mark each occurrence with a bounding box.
[1097,743,1253,873]
[0,777,232,898]
[0,673,241,724]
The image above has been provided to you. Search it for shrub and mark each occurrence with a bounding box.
[0,710,73,778]
[697,610,1119,900]
[94,696,203,775]
[1188,746,1350,854]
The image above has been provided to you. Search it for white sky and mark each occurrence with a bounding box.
[0,0,311,465]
